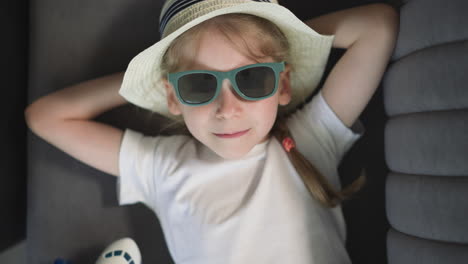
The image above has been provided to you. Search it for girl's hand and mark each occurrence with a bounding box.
[25,72,128,177]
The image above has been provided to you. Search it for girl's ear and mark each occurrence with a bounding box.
[163,79,182,116]
[278,64,292,106]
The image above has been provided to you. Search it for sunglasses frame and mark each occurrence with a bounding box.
[167,61,285,106]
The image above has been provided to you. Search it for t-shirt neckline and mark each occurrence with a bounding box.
[199,136,270,161]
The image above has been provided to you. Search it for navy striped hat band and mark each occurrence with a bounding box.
[159,0,272,37]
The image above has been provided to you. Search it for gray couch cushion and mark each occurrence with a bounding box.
[387,173,468,243]
[385,111,468,175]
[383,0,468,262]
[387,229,468,264]
[392,0,468,60]
[385,41,468,116]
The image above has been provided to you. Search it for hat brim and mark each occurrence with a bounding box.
[119,1,334,121]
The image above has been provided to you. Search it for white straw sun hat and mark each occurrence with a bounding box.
[119,0,335,121]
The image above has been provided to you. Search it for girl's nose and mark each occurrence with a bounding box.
[215,79,244,119]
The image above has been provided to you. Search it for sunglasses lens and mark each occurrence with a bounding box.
[178,73,217,104]
[235,66,276,98]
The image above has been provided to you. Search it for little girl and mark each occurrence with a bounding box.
[25,0,398,263]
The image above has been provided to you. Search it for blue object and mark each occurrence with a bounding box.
[103,250,135,263]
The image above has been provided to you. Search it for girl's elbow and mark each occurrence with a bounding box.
[374,3,399,34]
[24,103,43,134]
[24,98,52,134]
[367,3,400,41]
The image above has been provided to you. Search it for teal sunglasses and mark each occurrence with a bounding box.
[167,61,285,106]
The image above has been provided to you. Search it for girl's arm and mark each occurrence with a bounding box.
[305,3,399,128]
[24,72,127,177]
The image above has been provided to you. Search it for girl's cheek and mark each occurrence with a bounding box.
[182,107,211,129]
[184,105,210,119]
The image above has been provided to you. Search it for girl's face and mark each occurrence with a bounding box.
[163,29,292,159]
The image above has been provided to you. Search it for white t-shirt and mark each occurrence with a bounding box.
[118,90,365,264]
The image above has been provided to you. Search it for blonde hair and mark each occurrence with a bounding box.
[159,13,366,208]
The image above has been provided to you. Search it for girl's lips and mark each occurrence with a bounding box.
[214,129,250,138]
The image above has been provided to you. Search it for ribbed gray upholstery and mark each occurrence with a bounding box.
[386,173,468,242]
[385,112,468,175]
[385,41,468,116]
[383,0,468,262]
[392,0,468,60]
[387,229,468,264]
